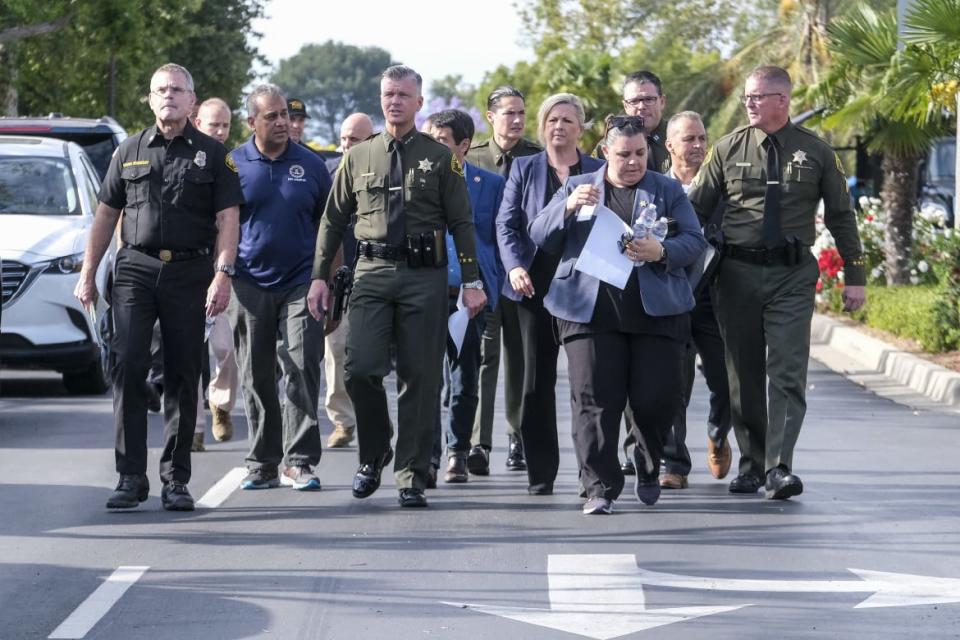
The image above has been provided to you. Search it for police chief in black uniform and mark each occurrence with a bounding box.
[75,63,244,511]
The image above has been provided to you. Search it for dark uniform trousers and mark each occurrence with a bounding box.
[229,277,324,470]
[662,287,732,475]
[111,247,212,483]
[712,252,819,478]
[345,257,447,490]
[472,298,524,449]
[565,332,684,500]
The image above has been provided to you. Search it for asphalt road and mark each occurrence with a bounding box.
[1,354,959,640]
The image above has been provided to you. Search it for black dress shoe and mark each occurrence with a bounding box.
[444,454,469,483]
[467,445,490,476]
[145,382,162,414]
[398,488,428,508]
[106,474,150,509]
[728,473,763,494]
[161,482,195,511]
[527,483,553,495]
[352,448,394,499]
[506,435,527,471]
[620,458,636,475]
[765,466,804,500]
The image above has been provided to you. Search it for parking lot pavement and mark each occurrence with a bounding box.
[1,358,959,639]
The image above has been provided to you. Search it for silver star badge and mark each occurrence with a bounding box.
[418,158,433,173]
[194,150,207,169]
[792,150,807,165]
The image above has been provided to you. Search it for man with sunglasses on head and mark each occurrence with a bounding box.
[688,65,866,500]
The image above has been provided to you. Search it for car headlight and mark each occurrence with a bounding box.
[44,252,85,274]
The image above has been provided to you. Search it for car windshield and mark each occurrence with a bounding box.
[0,156,80,215]
[76,136,116,180]
[928,138,956,184]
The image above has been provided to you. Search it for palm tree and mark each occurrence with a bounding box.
[811,4,949,284]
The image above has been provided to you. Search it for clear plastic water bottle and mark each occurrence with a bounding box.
[651,217,669,242]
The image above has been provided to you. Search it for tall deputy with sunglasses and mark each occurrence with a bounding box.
[688,66,866,500]
[529,116,705,515]
[75,63,244,511]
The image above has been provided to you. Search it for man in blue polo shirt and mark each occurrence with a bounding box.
[228,83,333,491]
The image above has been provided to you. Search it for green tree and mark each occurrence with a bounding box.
[6,1,264,132]
[271,41,392,143]
[812,4,949,284]
[429,74,477,105]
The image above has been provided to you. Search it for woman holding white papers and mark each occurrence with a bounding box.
[528,116,705,514]
[495,93,603,496]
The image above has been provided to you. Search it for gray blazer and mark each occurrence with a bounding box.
[528,166,707,324]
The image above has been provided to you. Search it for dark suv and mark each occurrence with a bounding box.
[0,114,127,180]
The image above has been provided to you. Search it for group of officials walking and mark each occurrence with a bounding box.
[75,59,866,515]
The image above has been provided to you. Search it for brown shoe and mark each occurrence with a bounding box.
[210,401,233,442]
[659,472,688,489]
[444,454,468,483]
[191,431,205,452]
[327,424,355,448]
[707,437,732,479]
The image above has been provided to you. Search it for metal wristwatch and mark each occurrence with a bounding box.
[215,263,236,277]
[462,280,484,290]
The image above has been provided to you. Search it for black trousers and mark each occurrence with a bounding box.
[111,247,211,484]
[515,297,560,492]
[565,332,684,501]
[662,288,732,474]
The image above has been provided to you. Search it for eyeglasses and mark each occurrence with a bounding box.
[603,114,645,137]
[622,96,660,107]
[150,85,190,97]
[739,93,783,105]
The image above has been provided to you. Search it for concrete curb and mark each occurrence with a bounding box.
[810,313,960,412]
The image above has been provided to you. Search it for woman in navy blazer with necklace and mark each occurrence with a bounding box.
[495,93,603,495]
[529,117,706,514]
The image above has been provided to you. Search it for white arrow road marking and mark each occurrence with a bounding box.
[442,555,748,640]
[636,566,960,609]
[48,566,149,639]
[196,467,247,509]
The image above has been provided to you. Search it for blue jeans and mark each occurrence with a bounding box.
[432,299,487,466]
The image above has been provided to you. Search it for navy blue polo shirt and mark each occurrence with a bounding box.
[231,137,332,289]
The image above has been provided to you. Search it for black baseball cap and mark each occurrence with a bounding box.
[287,98,310,118]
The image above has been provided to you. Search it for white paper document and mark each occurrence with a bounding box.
[447,288,470,356]
[574,204,634,289]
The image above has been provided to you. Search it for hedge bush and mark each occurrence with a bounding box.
[851,285,959,352]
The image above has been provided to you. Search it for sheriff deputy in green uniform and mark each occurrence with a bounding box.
[687,65,866,500]
[307,65,487,508]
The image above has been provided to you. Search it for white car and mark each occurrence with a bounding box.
[0,136,114,394]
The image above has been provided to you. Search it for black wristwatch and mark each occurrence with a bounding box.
[215,263,236,277]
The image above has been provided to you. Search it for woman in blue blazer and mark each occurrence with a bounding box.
[495,93,603,495]
[528,116,706,514]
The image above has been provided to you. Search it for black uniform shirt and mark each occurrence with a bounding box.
[99,122,244,250]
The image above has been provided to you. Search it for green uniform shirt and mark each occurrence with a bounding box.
[467,137,542,178]
[592,120,671,174]
[313,129,479,282]
[688,121,865,285]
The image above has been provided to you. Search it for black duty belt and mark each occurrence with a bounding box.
[723,244,791,266]
[356,240,407,261]
[128,245,211,262]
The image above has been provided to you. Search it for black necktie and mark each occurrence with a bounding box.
[763,136,783,249]
[387,138,405,246]
[497,150,513,179]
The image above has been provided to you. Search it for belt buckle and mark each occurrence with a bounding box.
[158,249,173,262]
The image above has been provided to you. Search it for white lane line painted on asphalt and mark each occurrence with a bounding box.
[196,467,246,509]
[48,565,149,639]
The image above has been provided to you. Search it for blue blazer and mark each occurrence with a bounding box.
[495,150,604,301]
[528,166,707,323]
[466,162,505,310]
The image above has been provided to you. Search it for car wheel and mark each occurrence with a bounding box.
[62,308,112,395]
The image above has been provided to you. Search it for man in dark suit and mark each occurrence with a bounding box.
[424,110,506,484]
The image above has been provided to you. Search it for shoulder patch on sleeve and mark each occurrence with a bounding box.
[451,154,465,177]
[225,153,238,173]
